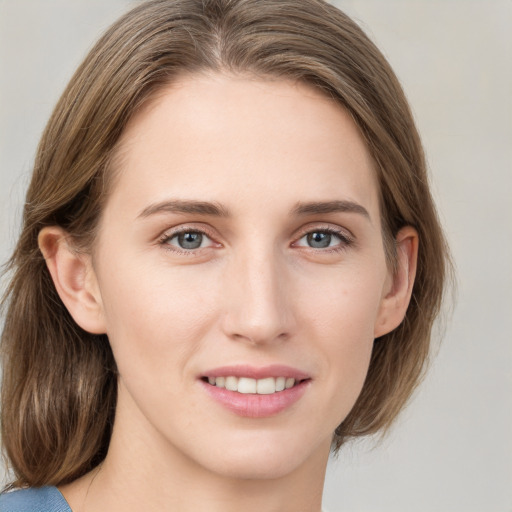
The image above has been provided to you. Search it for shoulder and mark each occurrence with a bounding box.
[0,486,71,512]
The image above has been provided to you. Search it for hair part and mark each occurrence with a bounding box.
[1,0,450,487]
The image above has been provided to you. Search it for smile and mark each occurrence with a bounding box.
[205,376,298,395]
[200,366,311,417]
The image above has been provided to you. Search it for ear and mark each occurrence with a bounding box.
[38,226,106,334]
[374,226,418,338]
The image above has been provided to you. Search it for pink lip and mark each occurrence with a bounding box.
[201,364,310,380]
[199,365,311,418]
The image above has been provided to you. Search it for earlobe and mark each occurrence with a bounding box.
[374,226,419,338]
[38,226,106,334]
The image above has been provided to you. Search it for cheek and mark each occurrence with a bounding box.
[96,256,221,380]
[297,264,384,414]
[299,260,385,340]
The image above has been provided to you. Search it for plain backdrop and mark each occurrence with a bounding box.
[1,1,511,511]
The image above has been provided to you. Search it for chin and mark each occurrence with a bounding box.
[188,427,332,481]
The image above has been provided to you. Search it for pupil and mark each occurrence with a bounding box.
[307,232,331,248]
[178,232,202,249]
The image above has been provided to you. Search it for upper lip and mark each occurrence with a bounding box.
[200,364,310,381]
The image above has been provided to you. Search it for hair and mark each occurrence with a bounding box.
[1,0,450,489]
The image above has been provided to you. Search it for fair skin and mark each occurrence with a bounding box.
[40,73,417,512]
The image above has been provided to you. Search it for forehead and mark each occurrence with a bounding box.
[107,73,380,220]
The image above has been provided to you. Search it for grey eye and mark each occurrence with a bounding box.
[306,232,335,248]
[172,231,205,250]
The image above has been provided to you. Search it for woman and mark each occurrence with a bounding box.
[0,0,449,510]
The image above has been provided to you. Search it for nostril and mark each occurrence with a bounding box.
[229,331,290,345]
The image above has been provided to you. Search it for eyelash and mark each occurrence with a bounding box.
[293,226,354,253]
[158,225,354,255]
[158,226,219,256]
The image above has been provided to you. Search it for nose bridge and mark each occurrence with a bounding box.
[222,243,294,344]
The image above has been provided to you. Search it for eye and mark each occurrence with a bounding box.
[162,230,215,251]
[304,231,336,248]
[294,228,352,250]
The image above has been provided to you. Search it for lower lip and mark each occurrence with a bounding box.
[200,380,310,418]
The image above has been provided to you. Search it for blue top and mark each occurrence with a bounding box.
[0,485,330,511]
[0,486,71,512]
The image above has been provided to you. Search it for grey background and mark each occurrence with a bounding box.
[1,1,511,511]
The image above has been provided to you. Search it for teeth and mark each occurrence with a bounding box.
[285,377,295,389]
[256,377,275,394]
[238,377,257,394]
[208,376,298,394]
[225,376,238,391]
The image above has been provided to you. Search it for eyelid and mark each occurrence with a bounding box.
[156,222,354,255]
[290,225,356,256]
[157,223,222,253]
[292,223,355,244]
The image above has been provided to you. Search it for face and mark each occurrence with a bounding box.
[89,73,395,480]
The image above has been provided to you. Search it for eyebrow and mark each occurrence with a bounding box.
[292,200,370,220]
[137,199,231,219]
[137,198,370,221]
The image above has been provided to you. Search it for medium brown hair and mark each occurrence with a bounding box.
[1,0,450,488]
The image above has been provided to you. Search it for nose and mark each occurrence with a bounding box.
[221,248,296,345]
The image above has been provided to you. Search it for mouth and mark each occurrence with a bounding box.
[199,365,311,417]
[201,375,308,395]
